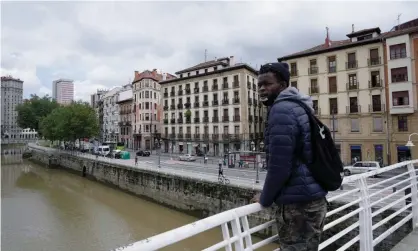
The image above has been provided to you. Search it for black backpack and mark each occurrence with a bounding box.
[273,99,344,191]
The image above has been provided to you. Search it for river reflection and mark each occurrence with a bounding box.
[1,150,279,251]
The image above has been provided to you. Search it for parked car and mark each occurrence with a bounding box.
[179,154,196,162]
[343,161,381,176]
[136,150,150,157]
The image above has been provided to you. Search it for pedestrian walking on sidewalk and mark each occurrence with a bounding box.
[135,155,138,166]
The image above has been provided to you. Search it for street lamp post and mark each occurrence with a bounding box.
[155,139,162,168]
[256,141,264,184]
[406,133,418,147]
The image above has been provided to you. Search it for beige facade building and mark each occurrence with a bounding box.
[278,21,418,165]
[383,24,418,163]
[160,56,267,156]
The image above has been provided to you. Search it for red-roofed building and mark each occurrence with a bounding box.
[131,69,176,150]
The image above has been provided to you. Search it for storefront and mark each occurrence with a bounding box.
[397,145,412,162]
[350,145,362,164]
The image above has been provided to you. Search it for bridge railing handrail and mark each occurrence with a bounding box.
[114,159,418,251]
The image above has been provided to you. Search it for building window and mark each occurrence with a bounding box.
[372,95,382,112]
[329,118,338,132]
[310,79,318,94]
[392,91,409,106]
[309,59,318,75]
[328,76,337,93]
[390,43,407,59]
[348,74,358,90]
[373,117,383,132]
[328,56,336,73]
[329,98,338,114]
[351,118,360,132]
[369,48,380,65]
[370,71,381,88]
[347,52,357,69]
[398,115,408,132]
[290,63,297,76]
[291,81,297,89]
[312,100,319,115]
[391,67,408,83]
[349,97,358,113]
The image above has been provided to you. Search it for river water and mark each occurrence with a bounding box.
[1,147,278,251]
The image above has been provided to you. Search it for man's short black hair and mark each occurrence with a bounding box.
[259,62,290,87]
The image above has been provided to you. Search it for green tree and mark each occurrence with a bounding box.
[184,109,191,118]
[40,101,99,142]
[16,94,59,135]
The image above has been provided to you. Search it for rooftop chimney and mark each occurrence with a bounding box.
[229,56,235,66]
[324,27,331,48]
[352,24,355,33]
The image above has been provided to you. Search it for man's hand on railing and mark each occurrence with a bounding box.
[250,193,260,203]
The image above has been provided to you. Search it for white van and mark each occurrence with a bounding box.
[97,145,110,157]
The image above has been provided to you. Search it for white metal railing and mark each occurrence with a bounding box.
[113,160,418,251]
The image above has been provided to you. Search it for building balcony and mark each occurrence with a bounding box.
[202,101,209,107]
[178,90,183,95]
[222,83,229,89]
[346,60,358,70]
[212,117,219,123]
[369,104,385,113]
[248,98,253,105]
[177,103,183,109]
[253,84,256,91]
[170,105,175,110]
[233,81,239,88]
[185,133,192,140]
[347,82,359,91]
[203,134,209,140]
[194,88,200,94]
[328,66,337,73]
[308,67,318,75]
[177,118,183,124]
[164,92,168,98]
[233,98,240,104]
[222,116,229,122]
[347,105,361,114]
[194,117,200,123]
[185,118,191,124]
[314,108,321,115]
[177,133,184,139]
[212,100,219,106]
[170,91,175,97]
[170,133,175,139]
[309,87,319,95]
[185,88,191,94]
[368,80,383,89]
[233,115,240,122]
[247,81,251,89]
[222,100,229,105]
[203,117,209,123]
[212,85,218,91]
[203,86,209,92]
[170,118,176,124]
[194,133,200,139]
[212,134,219,140]
[164,119,168,124]
[254,116,259,123]
[368,57,381,66]
[163,106,169,111]
[249,115,253,123]
[184,103,191,109]
[222,134,230,140]
[194,102,200,108]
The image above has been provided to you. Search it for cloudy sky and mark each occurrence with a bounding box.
[1,1,417,101]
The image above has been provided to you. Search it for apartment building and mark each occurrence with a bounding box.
[160,56,267,156]
[101,86,122,142]
[52,79,74,105]
[383,25,418,163]
[278,27,388,165]
[1,76,23,139]
[132,69,176,150]
[117,89,133,148]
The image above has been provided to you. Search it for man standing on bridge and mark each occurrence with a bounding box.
[253,62,328,251]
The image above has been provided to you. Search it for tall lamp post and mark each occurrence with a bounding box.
[406,133,418,148]
[256,141,264,184]
[155,138,162,168]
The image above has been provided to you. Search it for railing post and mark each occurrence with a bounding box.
[356,176,373,251]
[407,162,418,228]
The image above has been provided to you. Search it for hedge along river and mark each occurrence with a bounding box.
[1,149,279,251]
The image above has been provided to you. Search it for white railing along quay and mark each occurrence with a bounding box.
[113,160,418,251]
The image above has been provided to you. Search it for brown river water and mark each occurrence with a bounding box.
[1,147,278,251]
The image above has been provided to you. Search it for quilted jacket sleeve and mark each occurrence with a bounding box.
[259,102,299,207]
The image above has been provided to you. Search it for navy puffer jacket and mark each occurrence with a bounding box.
[259,87,327,207]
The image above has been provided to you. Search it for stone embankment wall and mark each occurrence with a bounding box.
[29,148,412,251]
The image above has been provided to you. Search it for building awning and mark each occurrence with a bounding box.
[397,145,410,151]
[350,145,362,150]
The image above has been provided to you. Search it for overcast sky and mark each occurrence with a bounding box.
[1,1,417,101]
